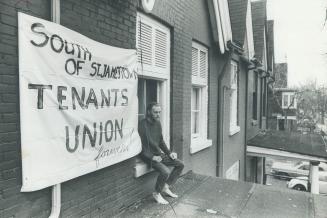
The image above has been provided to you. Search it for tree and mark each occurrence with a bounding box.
[296,81,327,126]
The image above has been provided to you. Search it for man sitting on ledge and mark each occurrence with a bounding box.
[138,102,184,205]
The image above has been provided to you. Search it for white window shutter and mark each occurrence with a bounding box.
[136,13,170,79]
[199,50,207,78]
[155,29,168,68]
[192,47,199,76]
[137,22,153,65]
[192,42,208,86]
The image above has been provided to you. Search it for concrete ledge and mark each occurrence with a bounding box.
[117,172,322,218]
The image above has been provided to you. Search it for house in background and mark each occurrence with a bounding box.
[269,87,298,131]
[268,62,298,131]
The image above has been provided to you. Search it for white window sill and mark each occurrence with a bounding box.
[134,161,153,178]
[190,138,212,154]
[229,125,240,136]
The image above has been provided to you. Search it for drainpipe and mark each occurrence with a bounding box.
[243,67,249,181]
[216,53,232,177]
[49,184,61,218]
[49,0,61,218]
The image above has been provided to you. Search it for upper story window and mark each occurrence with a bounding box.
[229,60,240,136]
[190,41,212,154]
[282,92,296,109]
[137,13,170,79]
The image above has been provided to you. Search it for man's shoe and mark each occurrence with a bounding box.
[162,185,178,198]
[153,192,169,204]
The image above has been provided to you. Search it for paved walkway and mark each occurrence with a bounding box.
[116,172,327,218]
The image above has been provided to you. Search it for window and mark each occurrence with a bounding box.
[138,78,159,121]
[283,94,289,108]
[190,42,212,154]
[135,13,170,177]
[229,60,240,135]
[191,87,200,136]
[252,71,258,120]
[282,92,296,109]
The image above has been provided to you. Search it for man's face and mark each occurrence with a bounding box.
[150,106,161,121]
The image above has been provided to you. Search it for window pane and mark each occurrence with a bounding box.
[146,79,157,104]
[137,78,158,121]
[192,112,199,134]
[192,88,199,110]
[284,94,289,107]
[191,87,200,135]
[290,94,294,107]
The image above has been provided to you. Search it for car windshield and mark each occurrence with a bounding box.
[294,161,303,166]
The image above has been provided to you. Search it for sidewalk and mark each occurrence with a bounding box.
[115,172,327,218]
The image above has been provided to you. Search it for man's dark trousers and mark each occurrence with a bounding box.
[151,154,184,193]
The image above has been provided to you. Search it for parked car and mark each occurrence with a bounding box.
[271,161,327,180]
[287,174,327,194]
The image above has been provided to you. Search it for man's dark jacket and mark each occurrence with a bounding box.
[138,118,171,164]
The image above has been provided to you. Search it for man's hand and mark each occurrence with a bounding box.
[169,152,177,160]
[152,155,162,162]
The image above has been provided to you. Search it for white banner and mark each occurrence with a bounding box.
[18,13,142,192]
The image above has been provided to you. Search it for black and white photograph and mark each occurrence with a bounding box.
[0,0,327,217]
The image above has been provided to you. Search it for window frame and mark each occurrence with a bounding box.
[190,41,212,154]
[282,92,297,109]
[191,87,201,138]
[229,60,241,136]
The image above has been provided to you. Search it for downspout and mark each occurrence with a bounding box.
[243,67,249,181]
[49,184,61,218]
[49,0,61,217]
[217,52,232,177]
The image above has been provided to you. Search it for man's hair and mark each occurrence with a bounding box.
[146,102,160,117]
